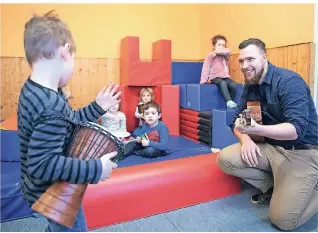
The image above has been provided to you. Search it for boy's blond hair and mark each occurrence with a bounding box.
[24,10,76,66]
[139,87,154,102]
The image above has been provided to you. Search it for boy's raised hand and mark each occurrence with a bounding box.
[96,82,121,111]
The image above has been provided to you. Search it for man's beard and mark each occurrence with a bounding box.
[244,67,264,86]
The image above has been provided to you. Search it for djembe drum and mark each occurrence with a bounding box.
[241,101,265,142]
[31,121,125,228]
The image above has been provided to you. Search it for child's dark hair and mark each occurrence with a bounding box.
[143,102,161,114]
[211,35,227,46]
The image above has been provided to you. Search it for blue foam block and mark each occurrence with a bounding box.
[211,109,238,149]
[1,162,34,222]
[186,83,243,111]
[172,62,203,85]
[1,130,21,162]
[225,108,237,126]
[118,136,211,168]
[177,84,187,108]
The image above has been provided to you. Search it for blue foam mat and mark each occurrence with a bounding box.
[1,162,35,223]
[1,130,21,162]
[118,136,211,168]
[0,134,211,222]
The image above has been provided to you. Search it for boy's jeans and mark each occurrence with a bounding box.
[44,205,87,232]
[132,143,168,158]
[124,141,169,159]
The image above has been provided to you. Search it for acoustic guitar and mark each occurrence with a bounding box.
[241,101,265,143]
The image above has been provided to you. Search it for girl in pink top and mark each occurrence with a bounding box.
[200,35,237,109]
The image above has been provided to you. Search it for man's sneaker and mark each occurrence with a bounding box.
[251,187,273,204]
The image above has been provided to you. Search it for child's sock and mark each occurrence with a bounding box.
[226,100,237,108]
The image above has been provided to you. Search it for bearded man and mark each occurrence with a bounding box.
[216,38,318,231]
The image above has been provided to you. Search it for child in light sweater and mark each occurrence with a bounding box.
[101,100,130,138]
[200,35,237,109]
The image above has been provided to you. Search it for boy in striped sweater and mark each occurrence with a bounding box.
[18,10,121,232]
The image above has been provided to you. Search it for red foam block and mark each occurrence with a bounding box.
[180,119,199,129]
[83,153,241,229]
[180,108,200,117]
[180,113,211,127]
[180,113,198,123]
[180,124,199,135]
[120,36,171,86]
[118,86,140,132]
[154,85,180,136]
[180,129,200,141]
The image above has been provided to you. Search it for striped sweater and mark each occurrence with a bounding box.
[17,78,106,206]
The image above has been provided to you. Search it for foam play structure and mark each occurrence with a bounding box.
[83,137,240,229]
[180,108,212,146]
[186,83,243,111]
[83,36,241,229]
[179,108,238,149]
[120,36,171,86]
[1,125,35,222]
[119,85,179,135]
[0,36,242,229]
[172,64,243,148]
[172,62,203,85]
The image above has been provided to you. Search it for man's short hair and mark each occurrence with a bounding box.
[238,38,266,54]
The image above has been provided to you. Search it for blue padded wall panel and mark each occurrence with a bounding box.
[211,109,238,149]
[187,84,243,111]
[172,62,203,85]
[177,84,187,108]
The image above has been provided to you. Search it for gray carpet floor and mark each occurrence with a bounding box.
[1,186,317,232]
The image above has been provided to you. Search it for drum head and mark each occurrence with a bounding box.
[112,131,131,138]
